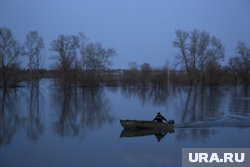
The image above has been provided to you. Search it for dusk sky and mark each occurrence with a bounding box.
[1,0,250,69]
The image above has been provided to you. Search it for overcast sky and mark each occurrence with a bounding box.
[1,0,250,69]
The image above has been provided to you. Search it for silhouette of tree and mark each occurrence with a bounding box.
[140,63,152,86]
[229,42,250,86]
[50,34,79,86]
[82,42,116,86]
[0,27,22,89]
[173,29,224,86]
[23,31,44,81]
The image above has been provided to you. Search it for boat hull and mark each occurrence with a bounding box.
[120,119,174,130]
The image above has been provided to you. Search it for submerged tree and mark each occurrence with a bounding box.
[121,62,139,85]
[229,42,250,86]
[51,33,115,86]
[0,27,21,89]
[80,42,115,86]
[140,63,152,86]
[50,34,79,86]
[173,29,224,86]
[84,42,115,71]
[78,32,88,71]
[23,31,44,81]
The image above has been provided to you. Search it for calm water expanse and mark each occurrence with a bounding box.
[1,79,250,167]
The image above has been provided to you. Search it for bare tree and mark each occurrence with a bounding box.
[121,62,139,85]
[173,30,191,84]
[84,42,115,71]
[78,32,88,71]
[229,42,250,86]
[204,36,224,86]
[51,33,115,86]
[82,42,116,86]
[196,31,210,84]
[173,29,224,86]
[23,31,44,81]
[0,27,21,89]
[140,63,152,86]
[50,34,79,86]
[189,29,200,84]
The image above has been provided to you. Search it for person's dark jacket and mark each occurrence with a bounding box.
[153,114,167,123]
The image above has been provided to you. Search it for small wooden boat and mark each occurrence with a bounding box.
[120,119,175,130]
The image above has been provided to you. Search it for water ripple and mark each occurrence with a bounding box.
[175,116,250,128]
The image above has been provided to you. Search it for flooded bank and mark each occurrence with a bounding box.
[1,80,250,167]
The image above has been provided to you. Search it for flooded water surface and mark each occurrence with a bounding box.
[1,80,250,167]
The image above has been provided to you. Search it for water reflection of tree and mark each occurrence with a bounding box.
[120,86,169,106]
[0,89,23,145]
[176,87,223,141]
[230,87,250,115]
[51,85,114,139]
[25,80,44,141]
[179,87,223,123]
[0,81,44,145]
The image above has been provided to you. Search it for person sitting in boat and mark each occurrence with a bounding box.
[153,112,167,123]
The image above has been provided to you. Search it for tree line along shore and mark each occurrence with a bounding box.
[0,27,250,89]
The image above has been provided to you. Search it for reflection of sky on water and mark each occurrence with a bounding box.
[0,80,250,167]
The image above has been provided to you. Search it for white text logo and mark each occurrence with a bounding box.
[189,153,245,163]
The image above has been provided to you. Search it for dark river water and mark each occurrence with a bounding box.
[1,79,250,167]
